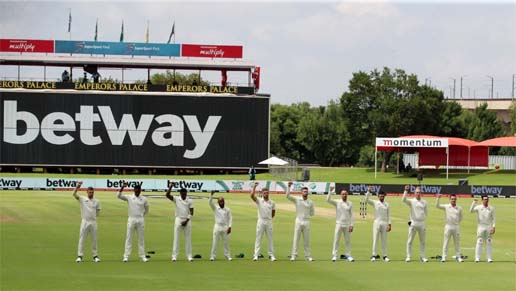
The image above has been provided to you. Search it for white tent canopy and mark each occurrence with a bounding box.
[258,156,289,166]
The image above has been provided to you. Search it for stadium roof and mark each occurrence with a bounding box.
[0,54,256,72]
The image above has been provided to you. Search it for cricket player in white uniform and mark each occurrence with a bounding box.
[470,195,496,263]
[286,181,315,261]
[208,191,232,261]
[73,181,101,263]
[365,187,391,262]
[251,182,276,261]
[118,183,149,262]
[402,185,428,262]
[436,193,463,262]
[166,186,194,262]
[327,187,354,262]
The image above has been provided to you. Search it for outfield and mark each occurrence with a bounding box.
[1,187,515,290]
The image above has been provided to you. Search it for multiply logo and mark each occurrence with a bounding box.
[8,41,35,52]
[200,48,224,58]
[3,100,221,159]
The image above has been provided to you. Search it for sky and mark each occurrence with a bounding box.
[0,0,515,106]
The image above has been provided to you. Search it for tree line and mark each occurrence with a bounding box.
[271,68,515,168]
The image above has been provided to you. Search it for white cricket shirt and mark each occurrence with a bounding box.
[118,193,149,218]
[286,190,314,222]
[365,192,390,224]
[209,196,232,227]
[78,196,100,221]
[255,197,275,221]
[173,196,194,219]
[402,191,428,223]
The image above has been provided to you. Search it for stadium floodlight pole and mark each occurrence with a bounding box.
[487,75,494,99]
[460,75,466,99]
[450,77,456,99]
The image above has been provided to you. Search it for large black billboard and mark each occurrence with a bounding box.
[0,90,270,168]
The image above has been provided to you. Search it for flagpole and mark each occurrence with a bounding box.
[68,8,72,41]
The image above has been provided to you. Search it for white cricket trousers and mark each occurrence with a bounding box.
[124,217,145,259]
[332,223,352,257]
[291,219,311,258]
[407,222,426,259]
[172,218,192,259]
[210,224,230,259]
[475,225,493,260]
[77,219,98,257]
[372,220,388,257]
[442,224,460,259]
[254,219,274,257]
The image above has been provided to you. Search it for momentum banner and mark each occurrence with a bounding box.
[0,91,269,168]
[54,40,180,57]
[376,137,448,148]
[0,39,54,53]
[0,177,334,194]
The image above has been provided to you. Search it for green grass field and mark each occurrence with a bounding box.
[1,186,515,290]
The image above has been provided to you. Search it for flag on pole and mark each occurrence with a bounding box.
[67,9,72,33]
[145,20,149,43]
[94,19,98,41]
[120,20,124,42]
[167,21,175,44]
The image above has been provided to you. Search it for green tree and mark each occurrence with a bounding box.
[297,102,352,166]
[340,67,447,170]
[270,103,314,161]
[150,70,209,86]
[463,103,505,142]
[509,101,516,135]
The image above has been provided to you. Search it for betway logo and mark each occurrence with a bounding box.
[167,180,204,190]
[471,186,502,195]
[349,184,381,193]
[410,185,442,194]
[0,178,22,187]
[3,101,221,159]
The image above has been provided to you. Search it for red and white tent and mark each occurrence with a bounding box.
[375,135,489,179]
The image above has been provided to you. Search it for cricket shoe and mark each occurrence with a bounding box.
[307,257,313,262]
[331,256,337,262]
[141,257,149,262]
[487,259,493,263]
[420,257,429,263]
[457,257,464,263]
[475,258,480,263]
[226,256,233,261]
[75,256,83,263]
[93,256,101,263]
[252,256,258,261]
[210,257,215,261]
[370,256,376,262]
[270,256,276,262]
[383,256,390,262]
[123,257,128,262]
[290,256,296,261]
[405,257,411,262]
[171,257,177,262]
[347,256,355,262]
[188,257,193,262]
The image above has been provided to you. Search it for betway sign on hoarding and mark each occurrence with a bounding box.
[54,40,180,57]
[376,137,448,148]
[0,91,269,168]
[181,44,243,59]
[0,39,54,53]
